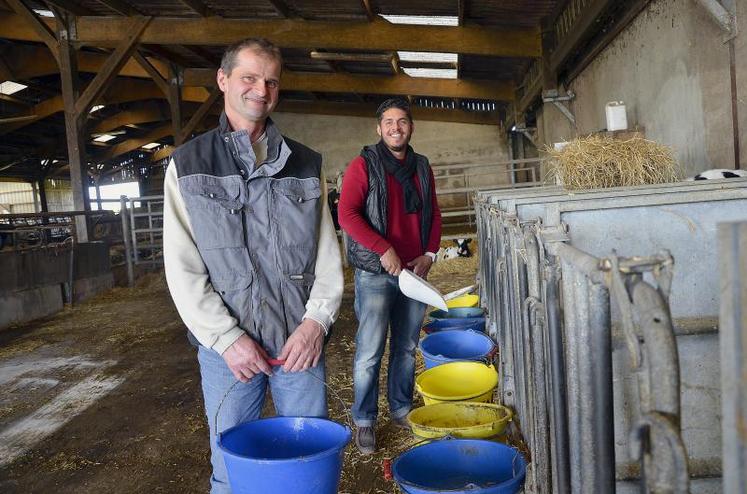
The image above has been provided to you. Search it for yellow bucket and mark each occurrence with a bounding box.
[415,361,498,405]
[445,294,480,309]
[407,402,512,439]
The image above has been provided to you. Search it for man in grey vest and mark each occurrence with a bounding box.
[163,38,343,493]
[338,98,442,453]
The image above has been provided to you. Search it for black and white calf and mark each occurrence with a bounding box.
[455,238,472,257]
[688,169,747,180]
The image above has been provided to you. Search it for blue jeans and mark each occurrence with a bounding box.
[197,345,327,494]
[351,269,427,426]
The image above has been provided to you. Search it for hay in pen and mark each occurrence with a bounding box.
[547,135,682,190]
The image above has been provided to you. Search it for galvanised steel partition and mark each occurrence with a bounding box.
[120,195,164,286]
[475,179,747,493]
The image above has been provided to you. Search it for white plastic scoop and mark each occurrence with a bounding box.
[398,269,448,311]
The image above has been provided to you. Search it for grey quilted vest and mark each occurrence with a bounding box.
[172,114,323,355]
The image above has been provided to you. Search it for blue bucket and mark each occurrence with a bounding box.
[423,318,486,334]
[430,307,485,319]
[419,330,495,369]
[218,416,351,494]
[393,439,527,494]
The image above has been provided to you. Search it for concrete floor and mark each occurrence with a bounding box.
[0,258,478,493]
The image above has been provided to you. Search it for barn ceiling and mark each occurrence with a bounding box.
[0,0,648,182]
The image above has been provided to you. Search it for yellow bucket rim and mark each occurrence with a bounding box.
[407,402,513,439]
[445,294,480,308]
[416,361,498,402]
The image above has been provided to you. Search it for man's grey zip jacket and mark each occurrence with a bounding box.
[163,113,343,357]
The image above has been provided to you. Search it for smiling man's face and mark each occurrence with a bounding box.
[377,107,413,156]
[217,47,281,128]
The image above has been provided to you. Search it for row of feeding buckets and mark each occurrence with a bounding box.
[214,294,526,494]
[391,296,527,494]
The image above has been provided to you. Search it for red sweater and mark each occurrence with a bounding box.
[338,155,442,264]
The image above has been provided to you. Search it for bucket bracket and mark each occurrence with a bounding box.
[542,89,576,126]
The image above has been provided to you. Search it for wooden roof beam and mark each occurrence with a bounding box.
[74,16,152,114]
[44,0,94,16]
[5,0,59,61]
[3,43,170,82]
[0,13,541,58]
[92,105,169,133]
[94,0,142,16]
[184,68,514,101]
[177,0,214,17]
[132,50,169,96]
[267,0,294,18]
[361,0,375,21]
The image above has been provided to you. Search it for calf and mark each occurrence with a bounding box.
[454,238,472,257]
[688,169,747,180]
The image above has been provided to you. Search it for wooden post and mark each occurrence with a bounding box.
[37,176,49,213]
[169,64,184,146]
[57,14,90,242]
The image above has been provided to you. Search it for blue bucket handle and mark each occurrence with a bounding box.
[214,370,353,439]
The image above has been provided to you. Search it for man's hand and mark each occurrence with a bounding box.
[380,247,402,276]
[278,318,325,373]
[222,334,273,382]
[407,255,434,279]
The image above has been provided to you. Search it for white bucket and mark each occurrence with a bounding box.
[605,101,628,131]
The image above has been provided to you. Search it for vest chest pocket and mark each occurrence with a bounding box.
[270,178,322,248]
[180,179,245,250]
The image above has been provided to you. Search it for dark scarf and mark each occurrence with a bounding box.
[376,140,422,213]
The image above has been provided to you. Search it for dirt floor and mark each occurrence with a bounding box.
[0,256,479,493]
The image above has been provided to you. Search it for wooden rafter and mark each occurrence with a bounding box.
[0,13,541,58]
[185,69,514,101]
[44,0,94,16]
[458,0,467,26]
[177,0,213,17]
[550,0,615,72]
[181,45,220,66]
[94,0,142,16]
[132,50,169,96]
[4,44,169,83]
[144,45,196,68]
[5,0,59,60]
[180,87,221,142]
[309,51,392,63]
[361,0,375,21]
[267,0,293,18]
[74,16,153,114]
[92,105,169,133]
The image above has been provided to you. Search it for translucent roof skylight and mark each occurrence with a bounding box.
[93,134,117,143]
[90,105,105,113]
[380,15,458,26]
[142,142,161,150]
[0,81,28,95]
[397,52,458,63]
[402,68,458,79]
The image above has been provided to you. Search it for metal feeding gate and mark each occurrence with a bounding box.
[120,195,164,286]
[474,179,747,493]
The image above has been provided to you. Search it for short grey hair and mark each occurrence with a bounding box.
[220,38,283,76]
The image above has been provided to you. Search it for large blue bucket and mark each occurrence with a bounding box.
[393,439,526,494]
[423,318,486,334]
[419,330,495,369]
[218,416,351,494]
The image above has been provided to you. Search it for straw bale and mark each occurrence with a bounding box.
[547,135,682,190]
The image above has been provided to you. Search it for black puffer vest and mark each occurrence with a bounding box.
[345,144,434,273]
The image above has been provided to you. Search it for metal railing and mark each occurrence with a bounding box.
[475,199,689,493]
[718,221,747,494]
[120,195,163,286]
